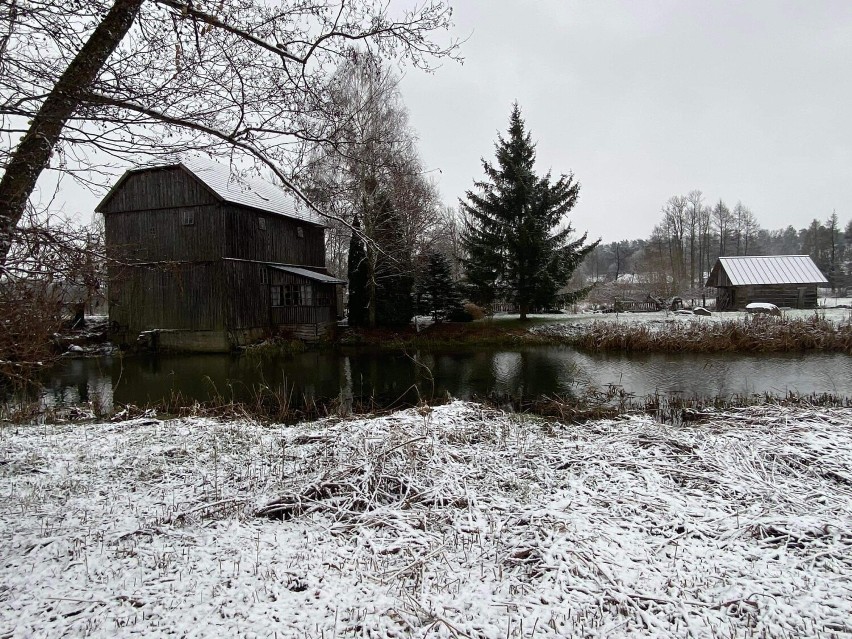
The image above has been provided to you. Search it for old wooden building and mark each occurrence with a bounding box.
[99,159,344,351]
[706,255,828,311]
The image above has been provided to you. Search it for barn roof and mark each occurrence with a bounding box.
[706,255,828,287]
[98,158,325,226]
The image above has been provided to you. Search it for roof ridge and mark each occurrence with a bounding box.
[719,254,808,258]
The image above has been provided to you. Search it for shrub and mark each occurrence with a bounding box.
[463,303,486,320]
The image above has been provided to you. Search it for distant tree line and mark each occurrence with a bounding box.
[581,192,851,297]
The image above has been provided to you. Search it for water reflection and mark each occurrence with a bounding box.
[34,346,852,411]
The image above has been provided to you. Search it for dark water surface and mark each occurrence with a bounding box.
[39,346,852,411]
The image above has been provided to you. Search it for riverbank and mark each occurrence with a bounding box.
[336,307,852,355]
[2,401,850,637]
[532,311,852,354]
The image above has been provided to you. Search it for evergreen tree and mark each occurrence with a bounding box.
[461,104,598,319]
[346,214,369,327]
[421,252,463,322]
[373,193,414,326]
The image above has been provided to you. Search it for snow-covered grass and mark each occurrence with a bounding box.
[1,402,851,638]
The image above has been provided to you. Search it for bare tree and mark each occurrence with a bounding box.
[661,195,687,290]
[0,204,104,385]
[685,190,703,288]
[0,0,460,266]
[713,199,731,257]
[301,51,442,326]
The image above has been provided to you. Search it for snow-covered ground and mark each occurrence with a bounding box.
[498,300,852,329]
[2,402,851,638]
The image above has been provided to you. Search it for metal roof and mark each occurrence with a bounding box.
[100,157,325,226]
[707,255,828,286]
[180,158,323,226]
[270,265,346,284]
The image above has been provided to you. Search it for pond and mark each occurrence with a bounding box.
[36,346,852,412]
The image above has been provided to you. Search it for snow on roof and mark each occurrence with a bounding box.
[709,255,828,286]
[179,158,324,226]
[101,157,325,226]
[269,264,346,284]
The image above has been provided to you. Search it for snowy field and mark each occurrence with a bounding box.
[1,402,851,638]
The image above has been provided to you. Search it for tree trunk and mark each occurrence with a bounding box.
[0,0,144,266]
[519,302,528,321]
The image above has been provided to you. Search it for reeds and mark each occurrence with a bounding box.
[562,314,852,354]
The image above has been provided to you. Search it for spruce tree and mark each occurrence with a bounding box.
[461,104,599,319]
[422,251,463,322]
[346,214,369,327]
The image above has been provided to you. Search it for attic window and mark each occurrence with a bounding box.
[258,217,267,231]
[296,226,304,238]
[182,210,194,226]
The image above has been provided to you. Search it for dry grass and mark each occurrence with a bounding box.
[2,401,851,637]
[557,314,852,354]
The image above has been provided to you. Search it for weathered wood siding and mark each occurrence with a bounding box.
[717,284,819,310]
[734,284,818,310]
[271,306,334,325]
[108,261,226,334]
[100,167,217,213]
[223,204,325,265]
[105,204,224,263]
[103,165,335,348]
[223,260,269,330]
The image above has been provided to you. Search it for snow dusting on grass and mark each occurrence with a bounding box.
[1,402,851,637]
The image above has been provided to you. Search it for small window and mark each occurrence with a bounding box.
[283,284,300,306]
[182,210,194,226]
[270,285,281,307]
[296,226,304,238]
[260,267,269,285]
[258,217,267,231]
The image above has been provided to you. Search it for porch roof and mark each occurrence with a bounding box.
[269,265,346,285]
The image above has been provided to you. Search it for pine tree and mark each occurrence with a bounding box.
[421,252,463,322]
[346,214,369,327]
[461,104,598,319]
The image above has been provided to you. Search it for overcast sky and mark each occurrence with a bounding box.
[399,0,852,242]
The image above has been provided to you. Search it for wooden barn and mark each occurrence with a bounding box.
[99,159,344,351]
[706,255,828,311]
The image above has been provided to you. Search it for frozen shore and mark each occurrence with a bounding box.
[1,402,850,638]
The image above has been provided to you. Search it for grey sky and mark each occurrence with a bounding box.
[399,0,852,242]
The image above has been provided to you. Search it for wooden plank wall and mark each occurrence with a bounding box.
[730,285,819,309]
[223,204,325,265]
[109,262,225,333]
[105,204,224,263]
[224,260,269,330]
[101,167,217,212]
[271,306,333,325]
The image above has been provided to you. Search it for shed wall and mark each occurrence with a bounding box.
[223,260,269,331]
[100,167,217,212]
[223,204,325,265]
[108,261,226,337]
[105,204,224,263]
[717,284,819,310]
